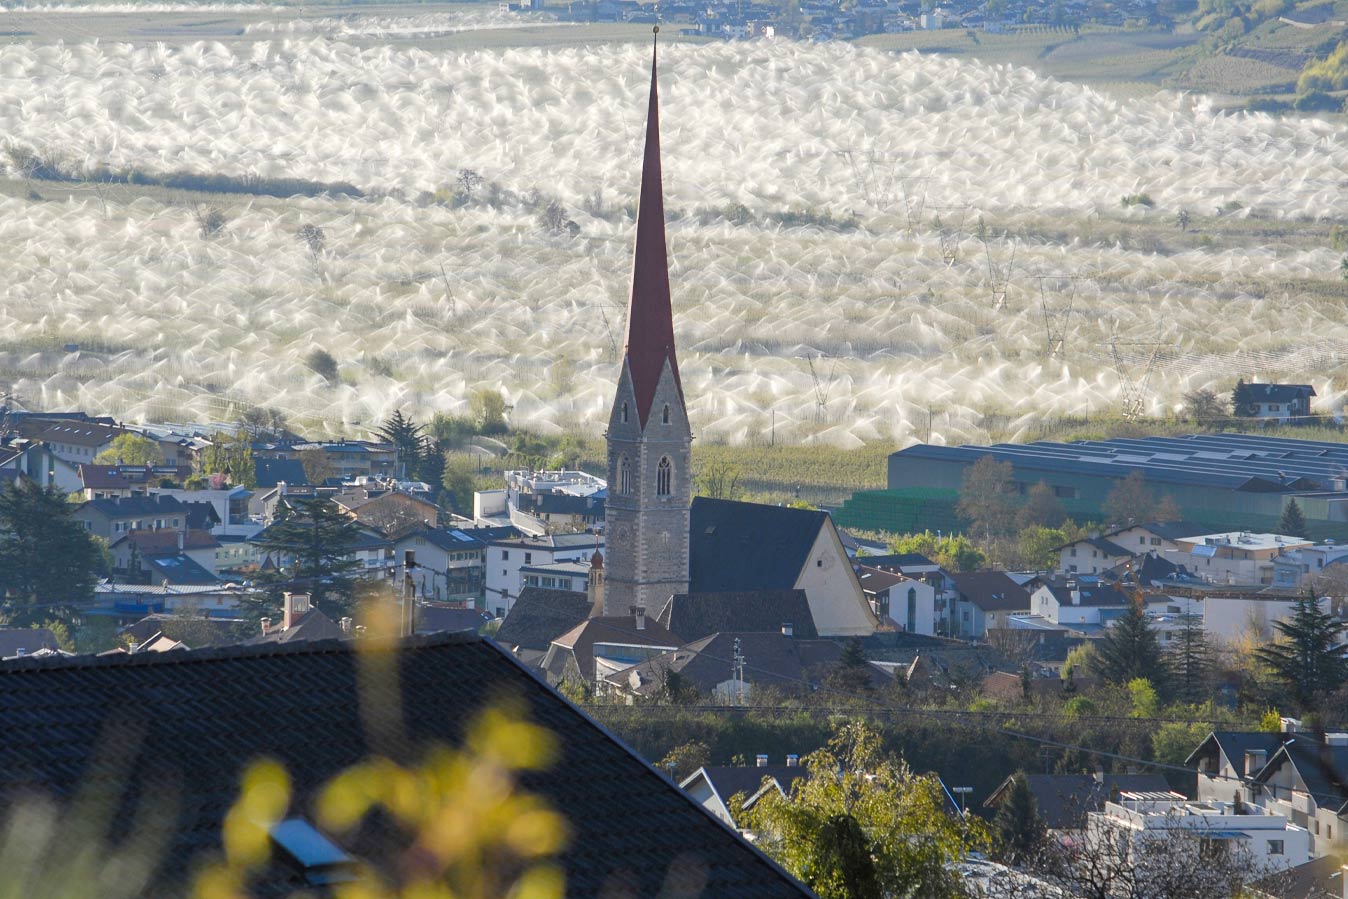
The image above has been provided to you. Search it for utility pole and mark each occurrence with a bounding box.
[402,550,417,637]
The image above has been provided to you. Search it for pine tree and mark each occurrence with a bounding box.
[1168,613,1212,705]
[1278,499,1309,539]
[1231,379,1250,417]
[993,772,1046,865]
[1254,593,1348,713]
[828,638,875,693]
[377,410,424,480]
[1092,593,1169,693]
[0,479,103,625]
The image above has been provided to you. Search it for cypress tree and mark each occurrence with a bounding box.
[1278,499,1309,539]
[993,772,1046,865]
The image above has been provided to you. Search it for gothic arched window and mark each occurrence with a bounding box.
[619,455,631,495]
[657,456,672,496]
[662,404,671,424]
[621,402,629,424]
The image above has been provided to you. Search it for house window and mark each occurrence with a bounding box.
[662,404,670,424]
[657,456,671,496]
[1267,840,1284,856]
[1271,404,1281,412]
[1053,485,1077,499]
[1070,548,1077,557]
[907,588,918,632]
[502,550,509,561]
[524,552,532,564]
[619,455,631,495]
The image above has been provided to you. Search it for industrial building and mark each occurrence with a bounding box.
[838,433,1348,540]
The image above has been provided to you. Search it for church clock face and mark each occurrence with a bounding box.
[818,553,835,572]
[611,523,630,543]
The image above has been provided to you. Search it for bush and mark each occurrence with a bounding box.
[1120,193,1154,208]
[1245,97,1290,113]
[305,348,339,383]
[1293,90,1340,112]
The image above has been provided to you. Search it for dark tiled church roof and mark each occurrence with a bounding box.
[657,590,818,641]
[0,633,812,898]
[494,588,594,652]
[688,498,828,593]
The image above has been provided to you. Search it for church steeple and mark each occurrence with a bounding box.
[624,32,684,429]
[601,31,692,617]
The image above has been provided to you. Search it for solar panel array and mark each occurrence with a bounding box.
[899,433,1348,494]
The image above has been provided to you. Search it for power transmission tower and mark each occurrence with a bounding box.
[900,177,928,234]
[1037,274,1089,358]
[1104,338,1167,421]
[835,148,901,210]
[805,354,838,424]
[928,204,971,266]
[982,237,1016,310]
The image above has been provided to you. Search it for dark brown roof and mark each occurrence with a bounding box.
[983,773,1171,829]
[950,571,1031,611]
[112,528,220,554]
[0,633,813,898]
[243,609,347,645]
[0,628,59,658]
[657,590,818,641]
[494,588,594,653]
[613,632,856,696]
[548,615,683,682]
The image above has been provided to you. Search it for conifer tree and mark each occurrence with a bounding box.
[1168,613,1213,705]
[992,772,1045,865]
[1278,499,1309,539]
[377,410,424,479]
[1254,593,1348,713]
[1092,593,1169,693]
[256,496,363,612]
[0,480,103,625]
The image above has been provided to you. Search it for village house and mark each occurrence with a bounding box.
[16,417,127,465]
[77,463,193,500]
[680,759,808,828]
[1233,383,1316,422]
[0,439,81,492]
[856,564,938,635]
[1028,577,1131,631]
[392,526,511,603]
[74,494,189,541]
[150,485,256,537]
[484,532,602,618]
[1057,534,1134,575]
[1272,542,1348,589]
[110,528,223,577]
[1253,737,1348,858]
[1175,531,1313,586]
[949,571,1031,639]
[1088,790,1310,870]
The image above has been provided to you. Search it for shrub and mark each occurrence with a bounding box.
[1120,193,1154,208]
[305,348,339,383]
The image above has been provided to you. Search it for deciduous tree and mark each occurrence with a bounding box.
[747,720,986,899]
[1102,471,1157,527]
[957,456,1018,539]
[1017,480,1065,529]
[94,433,164,466]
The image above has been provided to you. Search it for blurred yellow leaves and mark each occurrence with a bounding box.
[193,701,567,899]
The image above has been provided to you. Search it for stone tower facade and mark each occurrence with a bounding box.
[603,35,691,616]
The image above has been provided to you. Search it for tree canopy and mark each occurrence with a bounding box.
[746,720,986,899]
[0,480,103,625]
[1254,594,1347,713]
[992,771,1045,865]
[255,496,364,612]
[1091,593,1169,693]
[94,433,164,466]
[1277,499,1309,539]
[956,456,1017,539]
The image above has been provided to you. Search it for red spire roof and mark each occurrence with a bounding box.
[623,32,683,428]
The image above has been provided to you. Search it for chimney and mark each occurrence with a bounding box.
[14,648,25,657]
[781,621,794,637]
[1245,749,1267,776]
[756,754,769,768]
[633,605,646,630]
[260,617,272,635]
[786,754,799,767]
[339,617,353,635]
[282,592,311,631]
[278,480,286,496]
[177,530,185,551]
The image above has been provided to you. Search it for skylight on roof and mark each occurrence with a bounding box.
[269,818,361,885]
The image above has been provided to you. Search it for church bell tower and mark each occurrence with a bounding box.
[603,32,691,616]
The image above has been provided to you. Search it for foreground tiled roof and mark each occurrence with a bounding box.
[0,633,813,898]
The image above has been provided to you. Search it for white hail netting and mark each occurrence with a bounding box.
[243,10,577,37]
[0,36,1345,444]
